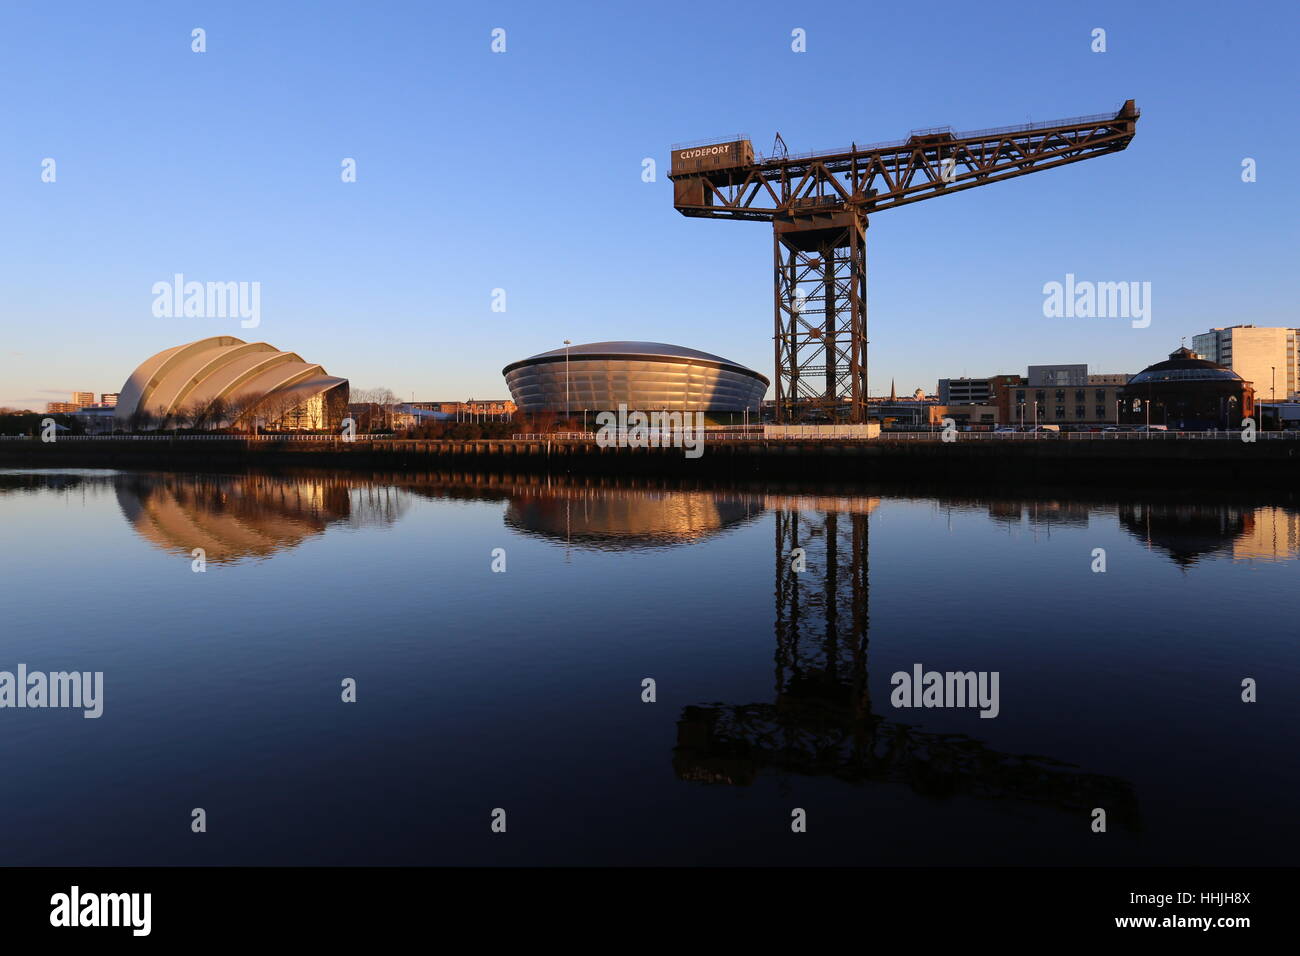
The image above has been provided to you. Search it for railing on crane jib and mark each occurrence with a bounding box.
[752,104,1138,165]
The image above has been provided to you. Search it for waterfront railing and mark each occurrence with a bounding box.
[2,431,1297,442]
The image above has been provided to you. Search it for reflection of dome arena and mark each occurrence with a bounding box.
[502,341,769,415]
[504,490,762,549]
[115,336,348,429]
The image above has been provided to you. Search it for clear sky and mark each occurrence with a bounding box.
[1,0,1296,409]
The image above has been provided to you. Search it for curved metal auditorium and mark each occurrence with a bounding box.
[502,341,769,413]
[114,336,348,428]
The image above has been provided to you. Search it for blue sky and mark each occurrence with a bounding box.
[1,0,1296,408]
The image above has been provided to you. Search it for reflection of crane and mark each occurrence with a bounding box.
[674,502,1139,825]
[670,101,1140,422]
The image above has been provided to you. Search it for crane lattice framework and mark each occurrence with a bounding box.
[669,100,1140,423]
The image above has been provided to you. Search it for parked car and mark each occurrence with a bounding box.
[1134,424,1168,432]
[993,426,1016,433]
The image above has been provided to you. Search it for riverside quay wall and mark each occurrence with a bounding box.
[2,434,1298,486]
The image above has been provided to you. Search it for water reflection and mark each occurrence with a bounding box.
[1118,503,1300,567]
[6,470,1297,573]
[491,480,1147,823]
[0,469,412,564]
[113,473,409,564]
[2,469,1295,864]
[677,497,1141,828]
[955,493,1300,566]
[503,488,763,550]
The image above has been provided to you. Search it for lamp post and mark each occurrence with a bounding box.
[1271,366,1276,431]
[562,339,572,420]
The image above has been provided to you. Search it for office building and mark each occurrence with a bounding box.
[993,367,1131,426]
[1191,325,1297,401]
[1026,364,1088,387]
[938,378,992,404]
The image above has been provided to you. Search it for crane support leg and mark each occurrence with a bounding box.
[772,210,868,423]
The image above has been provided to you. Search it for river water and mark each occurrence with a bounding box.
[1,469,1296,865]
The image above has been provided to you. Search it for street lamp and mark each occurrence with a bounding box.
[563,339,572,420]
[1271,365,1276,430]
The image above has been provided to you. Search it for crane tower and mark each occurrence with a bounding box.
[669,100,1140,423]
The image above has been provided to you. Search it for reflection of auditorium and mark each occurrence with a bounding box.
[504,490,762,550]
[671,498,1139,827]
[116,473,408,564]
[1119,502,1300,567]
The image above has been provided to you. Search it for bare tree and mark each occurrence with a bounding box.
[219,394,251,432]
[203,396,229,431]
[173,401,202,431]
[347,387,400,433]
[255,390,317,431]
[372,388,399,431]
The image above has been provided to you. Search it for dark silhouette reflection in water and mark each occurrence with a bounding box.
[677,496,1140,827]
[112,472,409,564]
[503,487,763,550]
[4,470,1299,863]
[1118,502,1300,568]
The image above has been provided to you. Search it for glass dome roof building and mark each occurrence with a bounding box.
[1121,347,1254,429]
[1127,347,1247,386]
[502,341,770,414]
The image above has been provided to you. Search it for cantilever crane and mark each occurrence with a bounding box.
[669,100,1140,423]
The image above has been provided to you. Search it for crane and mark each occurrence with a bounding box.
[669,100,1140,423]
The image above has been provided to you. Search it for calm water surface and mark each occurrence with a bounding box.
[1,469,1296,865]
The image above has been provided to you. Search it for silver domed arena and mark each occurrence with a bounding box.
[502,342,769,419]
